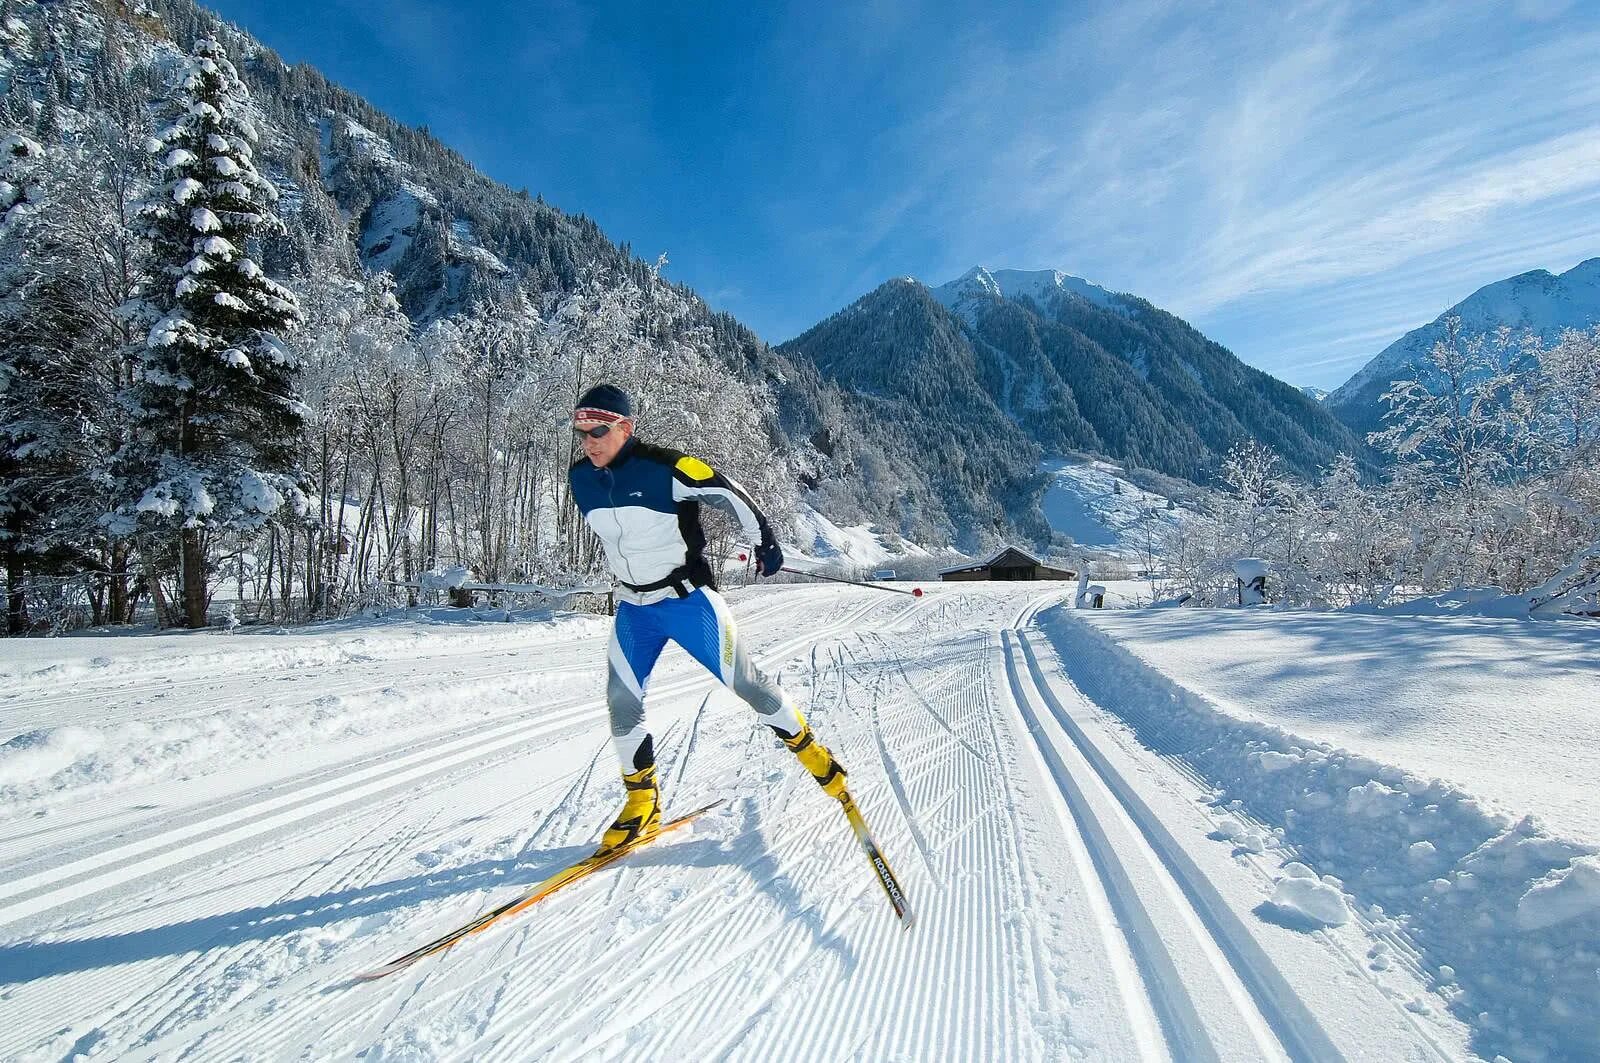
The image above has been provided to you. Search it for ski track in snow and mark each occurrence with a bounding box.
[1005,613,1306,1062]
[0,586,1472,1060]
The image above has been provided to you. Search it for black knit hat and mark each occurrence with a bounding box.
[574,383,632,420]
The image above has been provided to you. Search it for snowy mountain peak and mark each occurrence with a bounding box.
[1328,257,1600,432]
[1559,255,1600,286]
[930,266,1124,313]
[945,265,1002,300]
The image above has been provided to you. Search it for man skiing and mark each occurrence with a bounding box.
[567,384,850,854]
[356,388,906,980]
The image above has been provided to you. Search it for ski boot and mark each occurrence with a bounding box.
[597,763,661,854]
[775,722,849,800]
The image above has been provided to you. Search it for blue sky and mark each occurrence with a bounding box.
[208,0,1600,389]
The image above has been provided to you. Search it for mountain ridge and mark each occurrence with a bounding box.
[779,266,1375,490]
[931,266,1127,315]
[1328,257,1600,436]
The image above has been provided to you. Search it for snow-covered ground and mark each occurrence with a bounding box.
[2,584,1591,1059]
[1039,459,1187,562]
[1075,609,1600,848]
[1064,606,1600,1062]
[790,501,933,569]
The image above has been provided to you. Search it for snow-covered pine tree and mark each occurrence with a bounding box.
[119,38,306,628]
[1,127,124,633]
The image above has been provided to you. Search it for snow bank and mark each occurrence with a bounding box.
[0,611,608,817]
[1038,606,1600,1062]
[1354,541,1600,621]
[0,608,603,692]
[1078,608,1600,847]
[1516,856,1600,931]
[1353,586,1537,619]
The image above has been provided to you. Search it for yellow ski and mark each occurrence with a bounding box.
[356,800,724,981]
[840,792,914,928]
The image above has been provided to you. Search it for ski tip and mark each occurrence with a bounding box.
[353,962,408,982]
[673,798,727,825]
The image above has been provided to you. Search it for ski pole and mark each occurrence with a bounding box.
[733,551,924,597]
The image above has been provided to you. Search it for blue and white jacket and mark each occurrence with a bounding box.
[569,438,775,605]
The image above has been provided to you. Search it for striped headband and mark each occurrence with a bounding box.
[573,408,630,425]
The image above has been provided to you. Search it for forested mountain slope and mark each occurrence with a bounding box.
[780,267,1373,487]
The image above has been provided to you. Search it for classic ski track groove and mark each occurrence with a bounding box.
[1005,624,1234,1061]
[1006,603,1347,1062]
[974,626,1070,1042]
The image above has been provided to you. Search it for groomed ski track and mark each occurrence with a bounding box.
[0,585,1464,1061]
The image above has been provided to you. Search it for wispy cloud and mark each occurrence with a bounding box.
[845,0,1600,385]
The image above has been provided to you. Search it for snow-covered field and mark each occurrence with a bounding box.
[789,502,932,570]
[1039,459,1187,562]
[2,584,1592,1060]
[1060,606,1600,1062]
[1075,609,1600,848]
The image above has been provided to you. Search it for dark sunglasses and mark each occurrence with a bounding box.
[573,423,613,439]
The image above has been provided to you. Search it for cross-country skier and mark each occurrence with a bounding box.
[568,384,850,854]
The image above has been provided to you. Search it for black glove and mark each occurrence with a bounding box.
[756,541,784,578]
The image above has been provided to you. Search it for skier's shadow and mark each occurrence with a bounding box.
[0,841,598,986]
[0,802,856,987]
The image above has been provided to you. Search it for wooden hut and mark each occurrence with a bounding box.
[939,547,1077,582]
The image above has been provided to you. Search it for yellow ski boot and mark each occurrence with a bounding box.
[777,723,849,800]
[598,764,660,853]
